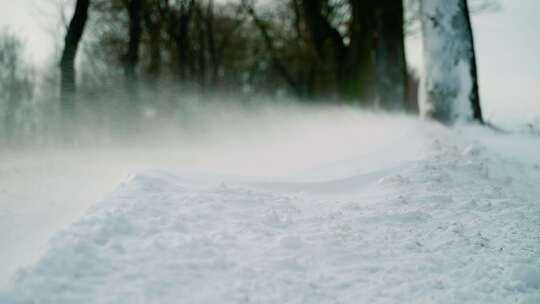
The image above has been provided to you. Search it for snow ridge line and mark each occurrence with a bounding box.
[1,132,540,303]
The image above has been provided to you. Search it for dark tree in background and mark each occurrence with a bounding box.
[205,0,218,86]
[124,0,142,87]
[121,0,143,121]
[173,0,195,82]
[142,0,166,85]
[301,0,375,101]
[301,0,408,107]
[342,0,376,102]
[243,0,301,97]
[374,0,407,111]
[0,0,494,145]
[79,0,412,109]
[0,29,34,144]
[60,0,89,122]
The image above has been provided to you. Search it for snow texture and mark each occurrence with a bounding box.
[1,120,539,303]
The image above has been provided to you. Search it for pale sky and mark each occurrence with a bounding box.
[0,0,60,65]
[469,0,540,127]
[0,0,539,128]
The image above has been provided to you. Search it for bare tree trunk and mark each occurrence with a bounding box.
[344,0,376,103]
[59,0,89,122]
[301,0,343,98]
[244,2,301,96]
[206,0,218,86]
[421,0,483,124]
[174,0,195,81]
[406,69,420,114]
[374,0,407,111]
[143,1,166,85]
[195,4,207,88]
[121,0,142,128]
[124,0,142,85]
[302,0,376,103]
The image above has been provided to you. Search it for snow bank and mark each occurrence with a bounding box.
[0,107,431,290]
[1,114,539,303]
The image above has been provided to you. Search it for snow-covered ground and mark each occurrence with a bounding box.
[1,107,539,303]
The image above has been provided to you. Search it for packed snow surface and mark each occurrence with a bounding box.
[1,110,540,303]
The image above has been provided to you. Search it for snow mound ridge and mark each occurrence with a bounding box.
[2,128,540,304]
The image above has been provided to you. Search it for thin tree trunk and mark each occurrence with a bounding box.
[175,1,194,81]
[59,0,89,121]
[195,5,207,88]
[421,0,483,124]
[124,0,142,85]
[122,0,142,128]
[206,0,218,86]
[143,2,163,85]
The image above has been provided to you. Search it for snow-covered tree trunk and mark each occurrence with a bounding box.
[421,0,483,124]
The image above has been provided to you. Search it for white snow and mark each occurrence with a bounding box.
[1,108,540,303]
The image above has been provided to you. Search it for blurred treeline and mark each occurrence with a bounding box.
[81,0,420,104]
[2,0,428,146]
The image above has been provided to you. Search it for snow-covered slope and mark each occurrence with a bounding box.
[1,112,540,303]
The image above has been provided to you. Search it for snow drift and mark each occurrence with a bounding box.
[1,105,539,303]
